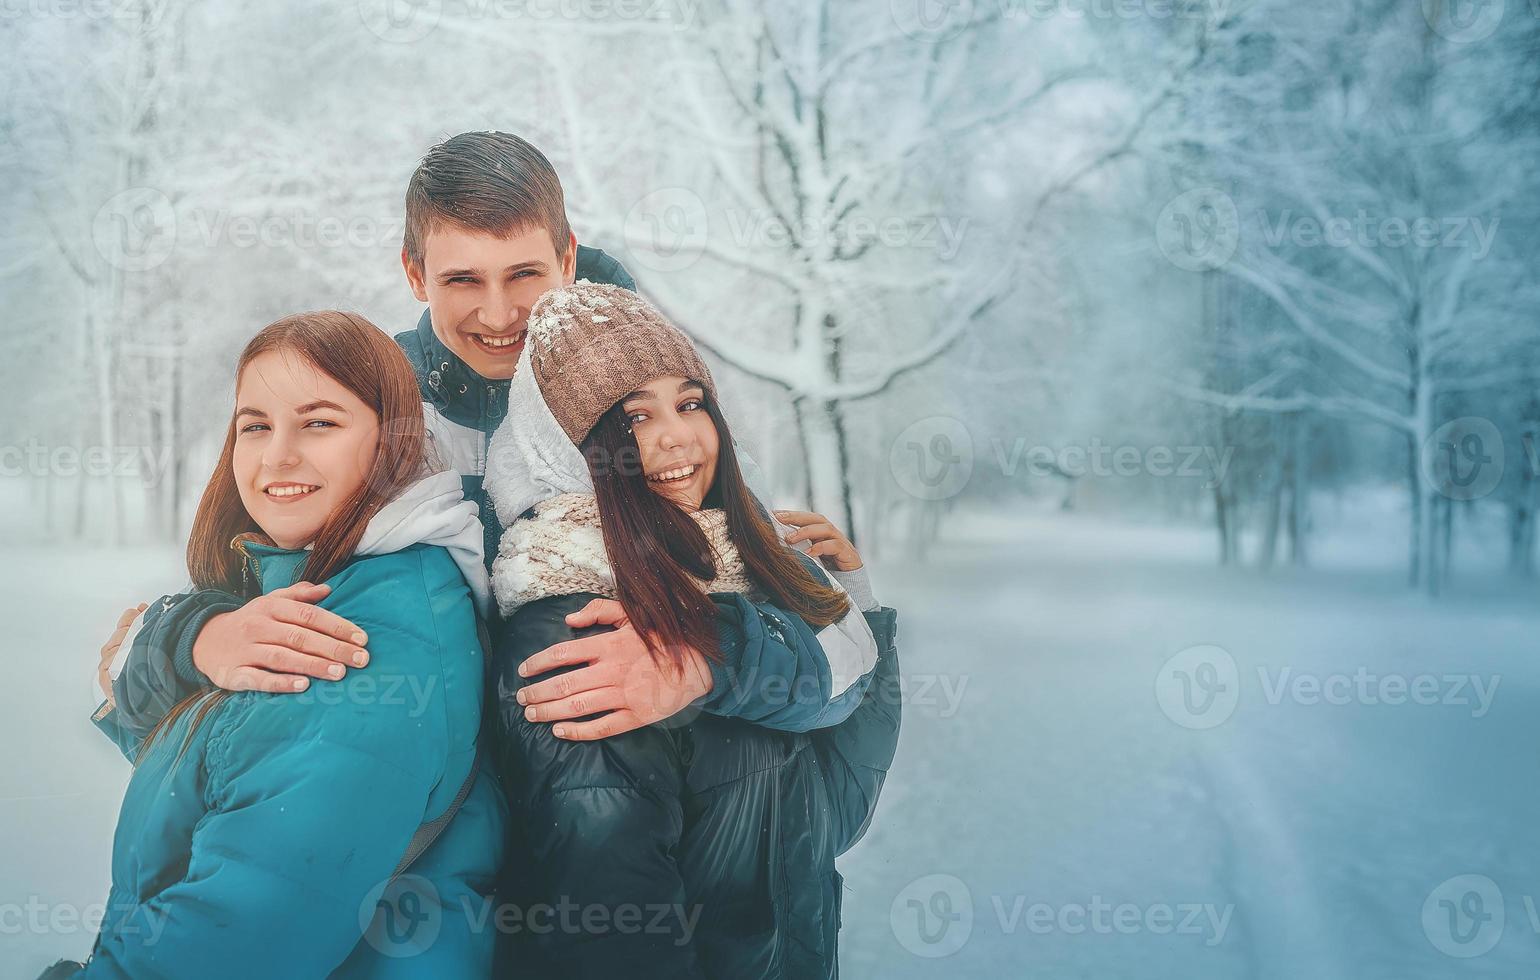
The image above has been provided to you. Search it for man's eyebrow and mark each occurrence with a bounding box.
[436,259,548,281]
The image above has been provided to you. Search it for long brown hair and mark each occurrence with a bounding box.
[581,386,849,672]
[139,311,428,762]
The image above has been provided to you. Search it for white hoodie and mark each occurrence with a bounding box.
[354,466,491,617]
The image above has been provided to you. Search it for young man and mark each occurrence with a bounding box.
[98,131,882,749]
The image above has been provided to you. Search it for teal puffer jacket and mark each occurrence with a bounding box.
[81,486,506,977]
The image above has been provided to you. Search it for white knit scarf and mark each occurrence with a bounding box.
[490,491,757,617]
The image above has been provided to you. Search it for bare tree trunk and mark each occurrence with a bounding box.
[790,396,814,508]
[1257,423,1282,569]
[1407,432,1422,589]
[1287,413,1310,566]
[1213,478,1238,565]
[826,398,857,547]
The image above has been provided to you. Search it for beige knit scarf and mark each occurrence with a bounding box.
[490,491,756,617]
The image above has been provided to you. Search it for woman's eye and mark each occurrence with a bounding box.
[239,423,269,434]
[304,419,337,429]
[626,412,648,426]
[679,399,703,412]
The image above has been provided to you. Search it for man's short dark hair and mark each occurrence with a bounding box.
[403,131,573,268]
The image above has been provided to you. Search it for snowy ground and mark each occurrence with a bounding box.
[4,505,1539,978]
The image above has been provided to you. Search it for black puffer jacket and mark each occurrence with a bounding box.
[490,585,901,979]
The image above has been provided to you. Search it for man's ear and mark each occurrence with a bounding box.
[402,247,430,303]
[561,232,578,284]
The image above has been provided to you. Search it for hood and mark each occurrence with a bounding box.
[484,344,594,530]
[355,467,492,617]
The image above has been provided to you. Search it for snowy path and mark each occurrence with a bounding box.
[5,514,1540,978]
[837,510,1540,978]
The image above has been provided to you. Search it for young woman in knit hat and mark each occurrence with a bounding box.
[483,281,902,979]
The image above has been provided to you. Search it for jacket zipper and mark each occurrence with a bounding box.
[230,535,260,594]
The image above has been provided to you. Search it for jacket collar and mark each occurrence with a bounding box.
[236,539,309,595]
[411,310,509,433]
[232,470,491,613]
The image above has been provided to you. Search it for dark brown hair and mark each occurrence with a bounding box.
[581,387,850,672]
[140,311,428,763]
[403,131,573,269]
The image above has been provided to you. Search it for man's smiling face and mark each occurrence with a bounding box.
[403,223,577,380]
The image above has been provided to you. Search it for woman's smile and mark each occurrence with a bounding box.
[647,463,700,484]
[261,481,321,501]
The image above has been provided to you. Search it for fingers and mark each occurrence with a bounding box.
[520,686,628,723]
[225,666,312,694]
[102,603,148,658]
[809,540,864,572]
[255,645,355,681]
[270,580,332,603]
[114,604,146,630]
[518,662,615,706]
[773,509,827,527]
[553,709,643,742]
[266,585,368,647]
[101,625,132,656]
[783,521,838,545]
[564,598,628,629]
[263,598,369,665]
[518,633,608,678]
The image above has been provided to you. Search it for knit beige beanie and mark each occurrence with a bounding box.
[525,281,717,444]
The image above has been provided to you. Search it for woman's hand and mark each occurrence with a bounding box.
[774,510,864,571]
[99,603,148,701]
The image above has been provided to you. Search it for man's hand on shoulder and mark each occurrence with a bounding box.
[516,598,714,740]
[193,582,371,694]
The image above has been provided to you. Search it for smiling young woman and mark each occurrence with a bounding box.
[69,311,504,979]
[484,283,901,980]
